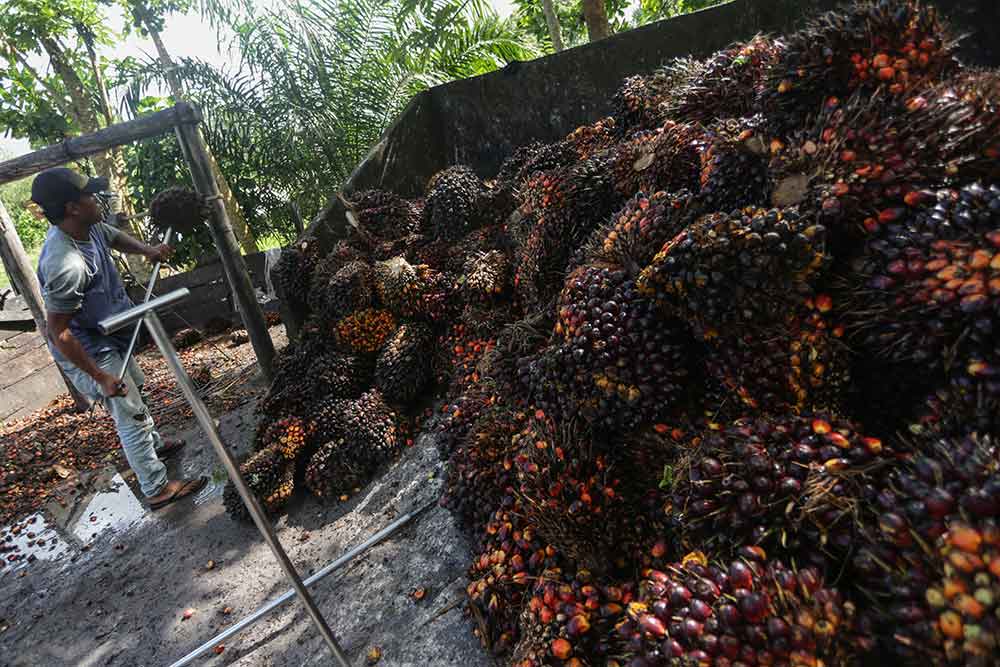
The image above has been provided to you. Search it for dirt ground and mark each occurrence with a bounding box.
[0,337,491,667]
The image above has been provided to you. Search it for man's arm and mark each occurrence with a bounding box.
[47,312,126,398]
[109,227,173,263]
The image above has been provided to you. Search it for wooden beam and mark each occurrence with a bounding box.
[0,103,201,186]
[173,113,275,382]
[0,199,90,410]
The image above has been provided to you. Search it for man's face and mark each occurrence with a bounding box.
[64,193,102,226]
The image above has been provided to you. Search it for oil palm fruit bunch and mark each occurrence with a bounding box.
[224,446,296,522]
[637,207,828,333]
[256,416,314,461]
[376,257,458,322]
[760,0,957,136]
[853,432,999,664]
[917,349,1000,438]
[661,35,782,126]
[334,308,397,355]
[261,347,371,417]
[348,189,421,240]
[308,260,373,324]
[459,302,517,341]
[668,412,887,570]
[437,322,495,392]
[463,250,511,303]
[271,235,321,312]
[475,312,552,403]
[578,190,702,273]
[697,116,771,214]
[512,414,660,575]
[613,550,864,666]
[565,116,617,160]
[511,568,635,667]
[442,404,525,536]
[148,186,209,234]
[522,263,693,432]
[303,390,400,500]
[423,165,487,240]
[610,122,703,199]
[700,295,850,413]
[840,183,1000,377]
[514,154,623,309]
[465,499,562,656]
[611,65,693,138]
[373,256,418,315]
[432,386,496,459]
[374,323,435,404]
[493,141,579,203]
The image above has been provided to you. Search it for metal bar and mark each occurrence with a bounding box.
[117,227,173,381]
[168,498,436,667]
[140,310,349,666]
[99,288,190,334]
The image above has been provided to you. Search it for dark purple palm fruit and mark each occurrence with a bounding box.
[667,412,888,572]
[613,549,864,666]
[422,165,487,240]
[374,323,435,404]
[637,207,828,334]
[853,432,999,664]
[697,116,772,213]
[522,262,694,433]
[348,188,420,240]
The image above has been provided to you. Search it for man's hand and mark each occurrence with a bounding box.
[96,371,128,398]
[145,244,174,264]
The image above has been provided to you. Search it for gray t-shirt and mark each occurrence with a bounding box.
[37,223,134,359]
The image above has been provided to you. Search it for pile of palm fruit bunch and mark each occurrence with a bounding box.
[248,1,1000,664]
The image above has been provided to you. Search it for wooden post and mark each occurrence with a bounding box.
[173,104,275,382]
[0,199,90,411]
[0,105,195,186]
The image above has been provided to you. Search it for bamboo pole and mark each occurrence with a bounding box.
[172,104,275,381]
[0,199,90,411]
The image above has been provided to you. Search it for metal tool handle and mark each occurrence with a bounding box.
[100,288,190,334]
[117,227,173,380]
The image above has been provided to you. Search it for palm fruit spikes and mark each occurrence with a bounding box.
[637,206,828,332]
[613,549,864,666]
[334,308,397,355]
[148,186,209,234]
[667,412,887,570]
[224,446,296,522]
[374,323,435,404]
[463,250,511,303]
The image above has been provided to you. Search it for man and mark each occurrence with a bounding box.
[32,167,207,510]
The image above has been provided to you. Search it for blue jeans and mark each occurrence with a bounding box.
[57,349,168,497]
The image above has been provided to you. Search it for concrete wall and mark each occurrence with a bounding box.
[333,0,998,203]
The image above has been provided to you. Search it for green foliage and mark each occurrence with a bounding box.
[1,176,48,252]
[513,0,632,51]
[631,0,727,24]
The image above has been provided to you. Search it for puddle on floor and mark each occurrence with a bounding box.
[1,467,151,577]
[0,513,73,575]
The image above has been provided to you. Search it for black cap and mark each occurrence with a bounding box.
[31,167,109,221]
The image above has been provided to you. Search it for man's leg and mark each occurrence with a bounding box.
[93,351,169,498]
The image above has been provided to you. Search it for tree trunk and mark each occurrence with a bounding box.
[541,0,565,51]
[147,24,258,255]
[580,0,611,41]
[39,36,150,280]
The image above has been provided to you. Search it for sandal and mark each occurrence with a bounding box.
[155,438,186,460]
[149,476,208,510]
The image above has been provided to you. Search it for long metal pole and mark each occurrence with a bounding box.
[169,498,435,667]
[140,311,349,667]
[117,227,172,380]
